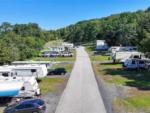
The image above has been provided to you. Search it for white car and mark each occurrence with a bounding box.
[61,52,73,57]
[123,58,149,69]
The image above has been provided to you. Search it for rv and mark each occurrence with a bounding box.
[0,77,40,98]
[0,80,23,97]
[112,51,142,63]
[17,77,41,97]
[12,65,47,78]
[0,65,48,78]
[96,40,108,51]
[11,61,52,68]
[109,46,137,54]
[109,46,121,54]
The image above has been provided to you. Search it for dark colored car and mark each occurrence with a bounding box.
[48,68,67,75]
[4,98,46,113]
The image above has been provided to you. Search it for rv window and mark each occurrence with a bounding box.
[132,61,136,64]
[134,55,139,59]
[21,87,25,90]
[2,73,9,77]
[31,69,36,73]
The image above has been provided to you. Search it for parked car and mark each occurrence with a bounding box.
[4,98,46,113]
[42,52,50,57]
[60,52,73,57]
[49,51,60,57]
[48,68,66,75]
[123,58,149,70]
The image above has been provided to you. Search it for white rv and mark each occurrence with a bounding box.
[109,46,121,54]
[11,61,52,67]
[112,51,142,63]
[0,65,48,78]
[12,65,48,78]
[17,77,41,97]
[109,46,137,54]
[96,40,108,50]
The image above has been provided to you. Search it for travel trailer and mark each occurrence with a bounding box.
[96,40,108,51]
[109,46,137,54]
[109,46,121,54]
[112,51,142,63]
[0,65,48,78]
[0,77,40,98]
[0,80,23,97]
[11,61,52,68]
[17,77,41,97]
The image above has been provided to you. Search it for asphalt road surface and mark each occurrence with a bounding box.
[55,47,107,113]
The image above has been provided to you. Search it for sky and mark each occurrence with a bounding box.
[0,0,150,30]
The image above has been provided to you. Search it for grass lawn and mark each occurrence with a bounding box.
[90,55,111,61]
[114,94,150,112]
[39,77,68,94]
[32,56,75,62]
[94,63,150,89]
[93,62,150,112]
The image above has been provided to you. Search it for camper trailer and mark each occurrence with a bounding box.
[0,80,23,97]
[11,61,52,68]
[0,65,48,78]
[12,65,48,78]
[109,46,121,54]
[109,46,137,54]
[112,51,142,63]
[17,77,41,97]
[0,77,40,98]
[96,40,108,51]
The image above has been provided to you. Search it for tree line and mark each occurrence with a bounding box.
[55,7,150,54]
[0,23,57,64]
[1,7,150,63]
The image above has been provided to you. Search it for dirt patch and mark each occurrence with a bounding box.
[42,76,69,113]
[95,75,131,113]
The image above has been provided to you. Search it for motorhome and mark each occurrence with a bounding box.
[0,77,40,98]
[0,65,48,78]
[112,51,142,63]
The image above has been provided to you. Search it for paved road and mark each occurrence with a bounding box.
[55,47,107,113]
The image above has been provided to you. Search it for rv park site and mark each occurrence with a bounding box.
[1,3,150,113]
[0,40,150,113]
